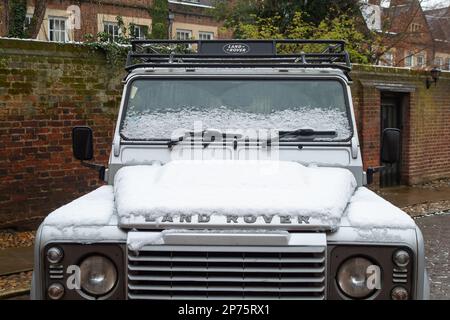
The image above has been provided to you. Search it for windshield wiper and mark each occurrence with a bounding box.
[278,128,337,140]
[168,129,243,148]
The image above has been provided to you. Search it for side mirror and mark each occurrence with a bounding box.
[72,127,94,161]
[381,128,401,164]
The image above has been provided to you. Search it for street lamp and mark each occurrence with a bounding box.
[426,67,441,89]
[168,11,175,39]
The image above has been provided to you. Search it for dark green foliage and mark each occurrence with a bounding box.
[214,0,361,37]
[7,0,27,38]
[149,0,169,39]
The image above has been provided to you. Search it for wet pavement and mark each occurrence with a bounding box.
[416,213,450,300]
[0,247,33,276]
[377,186,450,208]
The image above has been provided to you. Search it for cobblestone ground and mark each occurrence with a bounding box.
[416,213,450,300]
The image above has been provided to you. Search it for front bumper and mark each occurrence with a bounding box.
[31,226,429,300]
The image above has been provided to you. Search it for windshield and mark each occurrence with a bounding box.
[120,79,352,141]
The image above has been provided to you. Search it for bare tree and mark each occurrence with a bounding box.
[367,0,448,67]
[370,0,428,66]
[1,0,9,35]
[1,0,47,38]
[27,0,47,38]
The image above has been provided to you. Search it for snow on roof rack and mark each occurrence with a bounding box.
[125,39,352,74]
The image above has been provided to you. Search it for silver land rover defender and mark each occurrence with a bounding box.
[31,39,429,300]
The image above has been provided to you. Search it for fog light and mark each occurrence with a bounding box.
[391,286,408,300]
[47,247,63,264]
[48,283,65,300]
[393,250,410,267]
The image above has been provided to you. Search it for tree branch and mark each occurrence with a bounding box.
[27,0,47,39]
[1,0,9,34]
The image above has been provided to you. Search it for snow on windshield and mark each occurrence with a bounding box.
[121,106,351,140]
[120,79,352,141]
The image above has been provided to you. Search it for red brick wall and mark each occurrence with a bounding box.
[0,39,123,227]
[0,39,449,226]
[352,65,450,185]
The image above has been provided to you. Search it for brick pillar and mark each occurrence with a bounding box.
[361,85,381,169]
[360,84,381,184]
[400,92,413,185]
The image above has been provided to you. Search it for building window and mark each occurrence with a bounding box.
[405,52,413,67]
[199,31,214,40]
[176,29,192,40]
[416,55,425,67]
[381,52,394,66]
[131,24,147,39]
[104,22,120,42]
[409,23,422,33]
[447,58,450,71]
[435,57,443,68]
[24,14,32,32]
[49,17,67,43]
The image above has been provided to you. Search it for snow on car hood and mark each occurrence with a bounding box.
[114,160,357,230]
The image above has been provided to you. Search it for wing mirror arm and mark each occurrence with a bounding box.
[366,166,384,185]
[72,126,106,181]
[80,161,106,180]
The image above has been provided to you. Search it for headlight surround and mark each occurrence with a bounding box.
[79,255,117,296]
[337,256,377,299]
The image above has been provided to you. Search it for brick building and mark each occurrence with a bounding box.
[0,0,223,42]
[425,6,450,70]
[362,0,450,70]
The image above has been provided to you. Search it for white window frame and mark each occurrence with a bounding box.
[435,57,443,68]
[382,51,393,66]
[24,15,33,29]
[405,52,413,67]
[48,16,68,43]
[103,21,121,42]
[198,31,214,40]
[416,55,425,67]
[176,29,192,40]
[132,25,146,40]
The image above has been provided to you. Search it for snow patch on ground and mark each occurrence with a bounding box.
[115,160,357,227]
[346,187,415,229]
[44,186,115,228]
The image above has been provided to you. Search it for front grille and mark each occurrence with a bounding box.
[127,245,326,300]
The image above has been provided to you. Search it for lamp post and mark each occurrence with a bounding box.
[426,67,441,89]
[168,11,175,39]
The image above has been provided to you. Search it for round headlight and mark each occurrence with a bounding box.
[337,257,377,299]
[79,255,117,296]
[393,250,410,267]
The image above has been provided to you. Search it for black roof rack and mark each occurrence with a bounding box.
[125,39,352,75]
